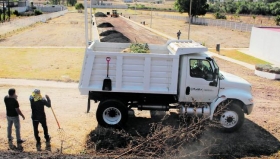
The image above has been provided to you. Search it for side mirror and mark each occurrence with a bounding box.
[213,68,219,79]
[210,68,219,87]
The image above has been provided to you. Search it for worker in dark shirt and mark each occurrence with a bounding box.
[29,89,51,145]
[4,88,25,143]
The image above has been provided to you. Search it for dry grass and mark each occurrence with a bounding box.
[209,49,271,65]
[0,22,42,38]
[0,48,84,82]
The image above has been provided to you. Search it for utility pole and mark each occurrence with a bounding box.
[188,0,192,40]
[3,0,5,21]
[134,0,137,15]
[84,0,88,46]
[8,0,10,21]
[90,0,92,42]
[150,3,153,28]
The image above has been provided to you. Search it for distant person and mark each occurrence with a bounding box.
[4,88,25,143]
[29,89,51,145]
[177,30,181,40]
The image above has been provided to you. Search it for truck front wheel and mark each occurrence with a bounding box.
[96,99,128,128]
[219,103,244,132]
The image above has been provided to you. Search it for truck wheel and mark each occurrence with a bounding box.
[96,99,128,128]
[219,103,244,132]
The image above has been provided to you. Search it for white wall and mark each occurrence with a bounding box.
[249,27,280,65]
[90,4,128,9]
[11,7,27,13]
[36,5,67,12]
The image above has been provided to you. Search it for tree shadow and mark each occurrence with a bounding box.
[87,112,280,158]
[179,118,280,159]
[206,119,280,158]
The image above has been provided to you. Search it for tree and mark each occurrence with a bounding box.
[236,1,250,14]
[275,15,280,25]
[2,0,5,21]
[50,0,61,5]
[0,8,2,22]
[75,3,84,12]
[269,2,280,16]
[67,0,77,6]
[174,0,209,21]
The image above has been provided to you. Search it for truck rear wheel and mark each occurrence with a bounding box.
[96,99,128,128]
[219,103,244,132]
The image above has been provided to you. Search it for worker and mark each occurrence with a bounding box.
[177,30,181,40]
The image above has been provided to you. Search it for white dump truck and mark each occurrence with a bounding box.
[79,40,254,132]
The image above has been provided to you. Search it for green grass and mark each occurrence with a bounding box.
[0,48,84,82]
[209,49,271,65]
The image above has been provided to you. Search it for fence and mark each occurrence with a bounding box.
[0,10,68,35]
[36,5,67,12]
[155,13,262,32]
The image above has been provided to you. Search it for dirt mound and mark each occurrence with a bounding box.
[100,33,130,43]
[99,30,120,36]
[87,126,131,151]
[97,22,114,28]
[95,12,107,17]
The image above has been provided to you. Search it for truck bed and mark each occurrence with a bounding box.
[79,40,207,95]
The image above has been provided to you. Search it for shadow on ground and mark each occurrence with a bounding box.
[87,112,280,158]
[205,119,280,159]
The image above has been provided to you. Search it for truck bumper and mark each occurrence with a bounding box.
[245,104,254,115]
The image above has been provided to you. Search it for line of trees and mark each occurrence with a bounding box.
[208,1,280,16]
[49,0,77,6]
[0,0,10,22]
[174,0,280,25]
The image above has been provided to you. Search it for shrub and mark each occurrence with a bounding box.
[129,43,149,53]
[34,10,42,15]
[275,15,280,25]
[75,3,84,11]
[255,64,280,74]
[13,10,19,16]
[214,12,227,19]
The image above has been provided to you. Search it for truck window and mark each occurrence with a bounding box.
[190,59,213,80]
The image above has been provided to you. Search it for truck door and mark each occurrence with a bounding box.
[184,58,219,103]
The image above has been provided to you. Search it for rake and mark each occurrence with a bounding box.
[50,106,66,142]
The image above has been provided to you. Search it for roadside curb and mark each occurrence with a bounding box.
[0,78,78,88]
[207,51,255,70]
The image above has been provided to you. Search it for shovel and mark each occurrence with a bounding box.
[102,57,112,91]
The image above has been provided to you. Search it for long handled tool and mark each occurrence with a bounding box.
[102,57,112,91]
[50,106,66,153]
[50,107,65,141]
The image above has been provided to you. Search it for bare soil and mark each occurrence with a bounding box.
[0,12,86,47]
[1,11,251,47]
[0,11,280,158]
[1,58,280,158]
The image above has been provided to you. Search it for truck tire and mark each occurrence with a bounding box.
[96,99,128,128]
[219,103,244,132]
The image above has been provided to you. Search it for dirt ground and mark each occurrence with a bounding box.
[1,58,280,158]
[0,11,250,48]
[0,11,280,158]
[0,12,86,47]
